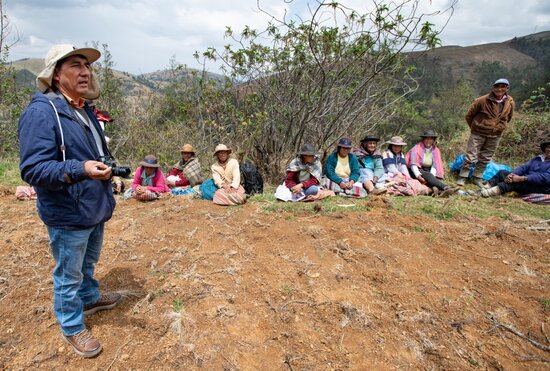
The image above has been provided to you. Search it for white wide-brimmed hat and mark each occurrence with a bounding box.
[213,144,232,156]
[36,44,101,99]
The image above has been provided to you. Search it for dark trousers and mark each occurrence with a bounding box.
[489,170,547,194]
[410,168,447,190]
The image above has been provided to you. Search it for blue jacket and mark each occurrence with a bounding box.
[513,155,550,191]
[325,152,360,184]
[18,92,115,229]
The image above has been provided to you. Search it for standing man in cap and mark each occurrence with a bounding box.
[457,78,515,187]
[18,45,121,358]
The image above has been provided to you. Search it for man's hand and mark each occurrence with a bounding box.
[291,183,304,194]
[84,160,112,180]
[505,174,525,183]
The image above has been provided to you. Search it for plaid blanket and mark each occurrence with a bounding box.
[287,156,323,182]
[520,193,550,205]
[174,156,203,186]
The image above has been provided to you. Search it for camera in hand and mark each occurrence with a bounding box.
[99,156,131,178]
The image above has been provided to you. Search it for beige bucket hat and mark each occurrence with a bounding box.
[179,143,195,154]
[36,44,101,99]
[213,144,232,156]
[138,155,160,168]
[388,136,407,146]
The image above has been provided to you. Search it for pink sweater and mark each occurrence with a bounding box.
[131,166,170,193]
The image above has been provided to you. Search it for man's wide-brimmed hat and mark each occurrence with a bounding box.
[541,140,550,152]
[180,143,195,154]
[297,143,318,156]
[336,137,353,148]
[420,129,438,138]
[360,134,380,143]
[213,144,232,156]
[36,44,101,99]
[139,155,160,168]
[388,136,407,146]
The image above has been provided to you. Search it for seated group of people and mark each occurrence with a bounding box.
[277,129,459,201]
[123,143,246,206]
[121,133,550,206]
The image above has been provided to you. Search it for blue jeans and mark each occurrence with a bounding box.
[47,223,104,336]
[304,185,319,196]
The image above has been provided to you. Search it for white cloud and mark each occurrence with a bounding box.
[4,0,550,74]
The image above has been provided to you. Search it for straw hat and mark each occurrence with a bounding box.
[213,144,232,156]
[179,143,195,154]
[36,44,101,99]
[388,136,407,146]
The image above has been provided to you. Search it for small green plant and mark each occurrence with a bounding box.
[281,283,294,297]
[173,298,184,312]
[540,298,550,312]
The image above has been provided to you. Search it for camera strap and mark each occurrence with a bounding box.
[48,100,66,161]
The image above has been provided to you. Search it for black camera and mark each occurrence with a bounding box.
[99,156,131,179]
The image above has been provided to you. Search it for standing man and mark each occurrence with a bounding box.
[18,45,122,358]
[457,78,515,187]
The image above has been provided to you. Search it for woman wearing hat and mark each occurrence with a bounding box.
[406,129,457,197]
[323,138,366,197]
[204,144,246,206]
[125,155,170,201]
[275,143,335,201]
[166,143,203,189]
[481,140,550,200]
[382,136,431,196]
[352,135,386,195]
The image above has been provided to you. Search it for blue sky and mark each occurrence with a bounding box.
[4,0,550,74]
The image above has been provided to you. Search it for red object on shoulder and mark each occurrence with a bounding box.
[94,108,114,123]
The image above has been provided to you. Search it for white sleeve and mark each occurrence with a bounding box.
[411,165,421,177]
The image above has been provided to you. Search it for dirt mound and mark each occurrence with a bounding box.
[0,195,548,369]
[0,185,14,196]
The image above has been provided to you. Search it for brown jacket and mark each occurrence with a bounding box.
[465,92,514,137]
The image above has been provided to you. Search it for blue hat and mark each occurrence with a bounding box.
[493,78,509,86]
[337,137,353,148]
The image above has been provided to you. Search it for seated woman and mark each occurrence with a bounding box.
[382,136,431,196]
[166,143,203,196]
[199,144,246,206]
[352,134,386,195]
[125,155,170,201]
[481,140,550,198]
[406,129,457,197]
[167,143,203,187]
[323,137,366,198]
[275,144,334,202]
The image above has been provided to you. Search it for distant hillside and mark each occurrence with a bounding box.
[8,31,549,103]
[9,58,224,97]
[408,31,550,102]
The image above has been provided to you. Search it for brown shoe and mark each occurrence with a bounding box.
[370,187,387,196]
[63,328,102,358]
[84,292,122,315]
[439,187,458,198]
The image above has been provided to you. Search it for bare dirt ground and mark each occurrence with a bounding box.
[0,188,549,370]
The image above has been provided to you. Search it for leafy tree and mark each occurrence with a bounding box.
[0,0,31,157]
[196,0,450,180]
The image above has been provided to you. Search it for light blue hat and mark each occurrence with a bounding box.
[493,78,509,86]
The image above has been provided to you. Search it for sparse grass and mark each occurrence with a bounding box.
[0,158,23,187]
[173,298,184,312]
[281,283,295,297]
[389,195,550,221]
[540,298,550,312]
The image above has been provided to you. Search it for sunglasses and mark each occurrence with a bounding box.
[493,84,508,88]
